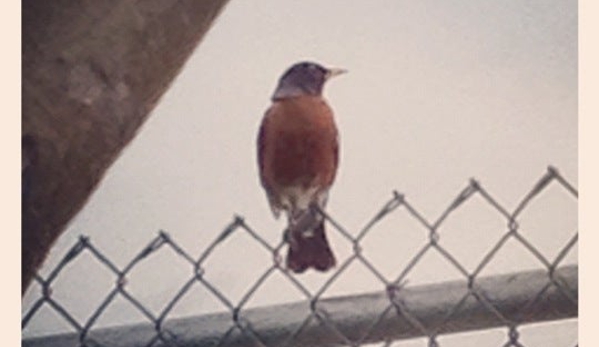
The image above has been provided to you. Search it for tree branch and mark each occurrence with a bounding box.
[22,0,230,294]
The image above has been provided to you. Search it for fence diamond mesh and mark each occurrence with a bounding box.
[22,166,578,347]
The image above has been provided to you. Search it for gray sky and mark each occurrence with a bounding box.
[23,1,577,345]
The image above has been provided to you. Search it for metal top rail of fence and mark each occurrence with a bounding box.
[22,166,578,347]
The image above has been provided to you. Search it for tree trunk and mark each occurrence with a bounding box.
[22,0,230,295]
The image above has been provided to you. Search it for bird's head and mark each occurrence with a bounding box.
[272,61,346,100]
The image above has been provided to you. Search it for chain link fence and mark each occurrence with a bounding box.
[22,166,578,347]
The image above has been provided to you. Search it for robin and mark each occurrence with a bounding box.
[257,61,346,273]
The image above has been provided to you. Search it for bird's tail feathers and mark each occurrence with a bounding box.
[286,210,335,273]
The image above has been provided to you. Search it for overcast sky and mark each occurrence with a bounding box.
[23,1,578,345]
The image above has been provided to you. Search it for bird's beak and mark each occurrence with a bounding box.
[326,68,347,80]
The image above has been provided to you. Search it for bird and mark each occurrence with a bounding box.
[257,61,346,273]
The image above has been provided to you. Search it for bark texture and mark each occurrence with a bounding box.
[22,0,230,294]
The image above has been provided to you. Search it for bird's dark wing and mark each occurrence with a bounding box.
[257,107,282,218]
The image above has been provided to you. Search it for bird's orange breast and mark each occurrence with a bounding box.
[258,96,339,191]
